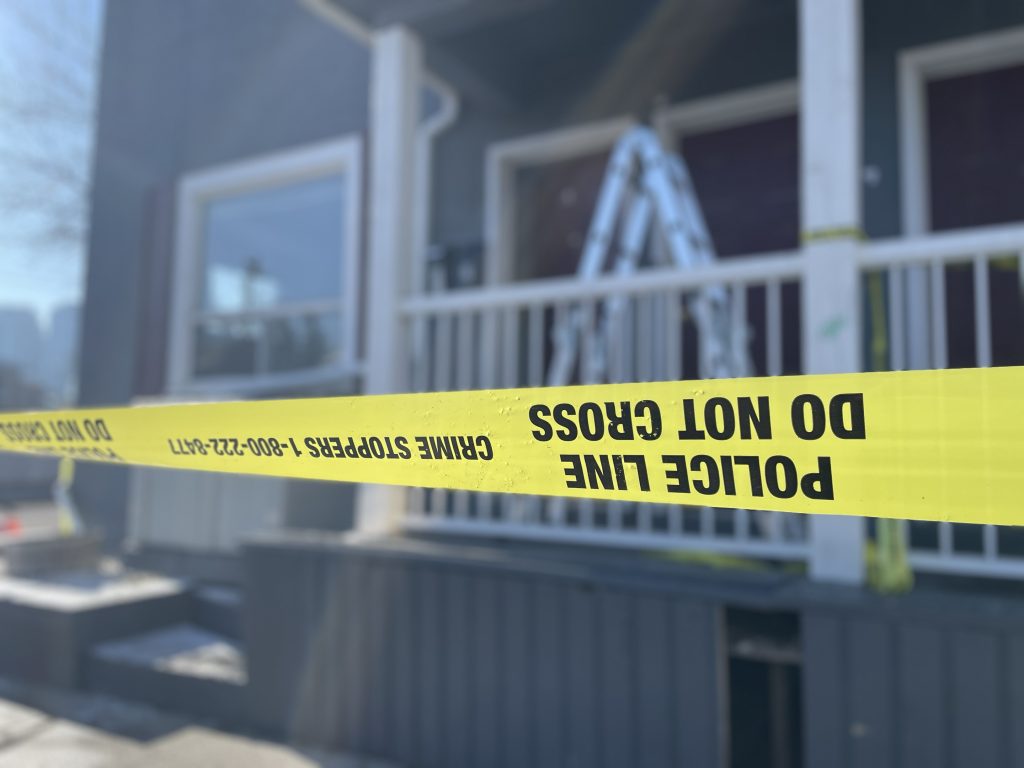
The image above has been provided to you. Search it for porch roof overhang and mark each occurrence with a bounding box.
[325,0,797,113]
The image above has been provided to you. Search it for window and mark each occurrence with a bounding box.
[169,137,362,394]
[899,26,1024,235]
[899,28,1024,369]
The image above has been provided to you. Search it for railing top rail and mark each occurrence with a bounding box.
[401,249,804,315]
[856,221,1024,268]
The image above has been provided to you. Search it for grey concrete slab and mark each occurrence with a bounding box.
[121,726,393,768]
[0,698,47,749]
[0,720,146,768]
[0,678,398,767]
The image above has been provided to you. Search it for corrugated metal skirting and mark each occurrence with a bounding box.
[244,540,726,768]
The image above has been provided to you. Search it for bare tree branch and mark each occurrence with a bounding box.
[0,0,100,257]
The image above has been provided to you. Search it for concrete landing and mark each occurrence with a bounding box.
[0,561,189,688]
[0,677,396,767]
[92,625,245,685]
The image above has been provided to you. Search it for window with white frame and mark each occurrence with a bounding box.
[169,136,362,393]
[900,26,1024,235]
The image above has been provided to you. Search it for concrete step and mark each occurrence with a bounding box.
[0,563,190,688]
[87,624,247,726]
[190,584,242,641]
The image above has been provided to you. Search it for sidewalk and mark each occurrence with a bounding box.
[0,677,392,768]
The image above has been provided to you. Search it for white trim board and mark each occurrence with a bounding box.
[898,25,1024,235]
[167,134,363,396]
[652,80,798,143]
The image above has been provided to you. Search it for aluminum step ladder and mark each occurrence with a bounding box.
[546,125,750,386]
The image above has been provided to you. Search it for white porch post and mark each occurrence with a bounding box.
[800,0,866,584]
[356,26,422,534]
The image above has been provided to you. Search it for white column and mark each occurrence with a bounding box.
[800,0,865,584]
[356,26,422,534]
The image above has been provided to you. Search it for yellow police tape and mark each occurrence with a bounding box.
[0,366,1020,525]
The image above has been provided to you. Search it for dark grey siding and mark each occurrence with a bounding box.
[803,596,1024,768]
[244,536,726,768]
[79,0,370,542]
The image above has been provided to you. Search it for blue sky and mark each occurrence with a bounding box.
[0,0,104,328]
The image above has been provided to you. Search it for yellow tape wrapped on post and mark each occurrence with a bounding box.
[0,366,1020,526]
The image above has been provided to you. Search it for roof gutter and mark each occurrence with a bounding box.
[299,0,460,288]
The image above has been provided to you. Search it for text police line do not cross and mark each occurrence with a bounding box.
[527,394,864,501]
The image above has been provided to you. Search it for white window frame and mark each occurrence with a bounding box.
[898,26,1024,235]
[484,116,634,285]
[168,135,363,396]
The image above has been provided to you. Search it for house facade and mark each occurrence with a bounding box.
[77,0,1024,765]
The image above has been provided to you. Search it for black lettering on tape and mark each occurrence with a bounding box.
[801,457,835,500]
[792,394,826,440]
[561,454,585,489]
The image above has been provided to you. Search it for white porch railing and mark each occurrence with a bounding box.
[399,222,1024,578]
[400,251,810,561]
[857,222,1024,579]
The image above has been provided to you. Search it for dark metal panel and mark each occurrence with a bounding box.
[441,568,474,768]
[316,555,347,751]
[674,600,723,767]
[243,546,322,735]
[293,551,333,746]
[802,613,846,768]
[338,558,368,751]
[565,583,600,768]
[635,595,675,768]
[847,619,895,768]
[1008,634,1024,768]
[501,577,534,768]
[364,562,393,757]
[534,581,567,768]
[390,562,417,763]
[415,566,444,768]
[471,574,503,767]
[896,624,946,768]
[599,589,635,768]
[951,630,1003,768]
